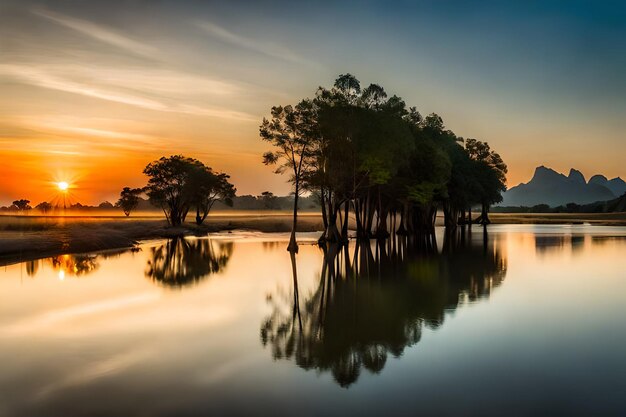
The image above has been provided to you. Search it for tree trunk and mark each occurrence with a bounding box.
[480,203,491,225]
[341,200,349,244]
[320,187,328,230]
[288,182,299,253]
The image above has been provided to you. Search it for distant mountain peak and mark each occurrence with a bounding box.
[568,168,586,184]
[532,165,560,178]
[502,165,618,207]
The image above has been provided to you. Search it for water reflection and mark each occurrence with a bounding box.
[25,250,133,278]
[145,238,233,288]
[261,230,506,387]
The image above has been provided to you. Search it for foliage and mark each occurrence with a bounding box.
[260,74,509,242]
[35,201,53,213]
[12,199,31,211]
[260,100,318,252]
[116,187,143,216]
[143,155,235,226]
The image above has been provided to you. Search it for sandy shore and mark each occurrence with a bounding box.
[2,211,626,265]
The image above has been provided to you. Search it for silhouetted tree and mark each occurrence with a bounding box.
[259,191,279,209]
[12,199,31,211]
[259,75,508,245]
[116,187,143,216]
[465,139,508,224]
[260,100,318,252]
[188,166,236,225]
[98,201,114,209]
[35,201,52,214]
[143,155,202,226]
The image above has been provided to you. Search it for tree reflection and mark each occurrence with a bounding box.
[25,248,138,278]
[25,254,100,278]
[261,229,506,387]
[145,237,233,288]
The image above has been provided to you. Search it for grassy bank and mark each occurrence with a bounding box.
[0,214,324,266]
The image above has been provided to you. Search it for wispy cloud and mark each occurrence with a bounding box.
[196,20,312,66]
[32,8,157,58]
[0,64,256,121]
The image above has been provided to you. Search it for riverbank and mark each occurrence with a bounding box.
[0,214,324,266]
[2,212,626,266]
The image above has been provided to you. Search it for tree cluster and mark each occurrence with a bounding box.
[261,74,507,250]
[141,155,236,225]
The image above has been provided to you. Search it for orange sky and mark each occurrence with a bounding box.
[1,1,625,206]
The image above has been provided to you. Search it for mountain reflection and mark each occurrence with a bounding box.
[145,237,233,288]
[261,230,507,387]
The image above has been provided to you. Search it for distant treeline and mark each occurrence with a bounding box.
[0,193,320,214]
[494,192,626,214]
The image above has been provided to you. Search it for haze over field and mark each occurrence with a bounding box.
[2,0,626,205]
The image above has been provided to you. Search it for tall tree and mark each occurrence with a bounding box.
[260,100,318,253]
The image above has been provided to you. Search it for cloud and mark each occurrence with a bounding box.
[0,64,256,121]
[196,20,312,66]
[32,7,157,58]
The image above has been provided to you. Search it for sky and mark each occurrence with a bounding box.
[1,0,626,205]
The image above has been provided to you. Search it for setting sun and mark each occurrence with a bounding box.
[57,181,69,191]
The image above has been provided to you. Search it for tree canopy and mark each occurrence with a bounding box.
[142,155,235,226]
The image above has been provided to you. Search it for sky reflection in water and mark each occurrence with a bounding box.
[1,225,626,416]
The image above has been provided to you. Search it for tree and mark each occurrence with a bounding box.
[143,155,236,226]
[260,74,509,242]
[98,201,114,209]
[465,139,508,224]
[12,199,31,211]
[259,191,279,210]
[188,166,236,225]
[116,187,143,217]
[260,100,318,253]
[143,155,202,226]
[35,201,52,214]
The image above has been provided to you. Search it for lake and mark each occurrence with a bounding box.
[1,225,626,416]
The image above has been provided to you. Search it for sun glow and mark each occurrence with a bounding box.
[57,181,69,191]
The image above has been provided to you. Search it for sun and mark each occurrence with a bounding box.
[57,181,69,191]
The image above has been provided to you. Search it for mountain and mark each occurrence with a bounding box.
[588,175,626,196]
[501,166,619,207]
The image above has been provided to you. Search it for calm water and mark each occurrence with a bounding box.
[1,225,626,416]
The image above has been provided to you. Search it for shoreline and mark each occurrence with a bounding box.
[2,212,626,266]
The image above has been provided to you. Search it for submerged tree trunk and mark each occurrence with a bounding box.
[321,197,342,244]
[288,182,300,253]
[480,203,491,225]
[320,187,328,231]
[341,200,350,244]
[443,202,458,231]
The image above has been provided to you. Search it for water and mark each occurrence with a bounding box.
[1,225,626,416]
